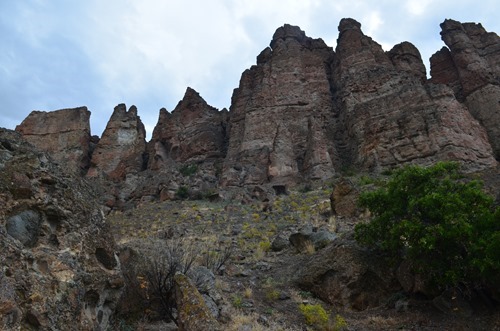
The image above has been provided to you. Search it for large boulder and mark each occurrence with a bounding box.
[0,128,123,330]
[295,238,399,310]
[174,273,221,331]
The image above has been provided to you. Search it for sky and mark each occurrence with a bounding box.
[1,0,499,140]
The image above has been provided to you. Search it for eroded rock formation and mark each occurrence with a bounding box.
[0,128,122,330]
[222,24,337,187]
[148,87,228,170]
[15,107,92,175]
[332,18,496,172]
[87,104,147,180]
[11,18,500,205]
[431,19,500,159]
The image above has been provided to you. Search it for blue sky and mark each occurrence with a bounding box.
[1,0,498,139]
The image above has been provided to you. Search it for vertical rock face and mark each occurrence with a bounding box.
[87,104,147,180]
[431,20,500,159]
[222,24,337,187]
[0,128,123,330]
[15,107,91,175]
[148,87,228,170]
[332,18,496,172]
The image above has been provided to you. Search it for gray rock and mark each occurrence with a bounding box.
[6,210,41,247]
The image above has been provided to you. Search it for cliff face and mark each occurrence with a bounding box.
[431,19,500,159]
[15,107,92,175]
[0,128,122,330]
[12,18,500,205]
[332,18,496,172]
[148,87,228,170]
[222,24,337,187]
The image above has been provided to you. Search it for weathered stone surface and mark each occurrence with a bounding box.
[15,107,91,175]
[87,104,147,180]
[432,19,500,159]
[330,177,360,217]
[295,238,399,310]
[0,128,122,331]
[149,87,228,169]
[174,273,221,331]
[332,18,496,172]
[222,24,337,187]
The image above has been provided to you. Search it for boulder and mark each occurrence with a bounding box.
[295,238,399,310]
[174,273,221,331]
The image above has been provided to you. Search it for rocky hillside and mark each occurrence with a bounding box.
[0,128,123,330]
[13,18,499,209]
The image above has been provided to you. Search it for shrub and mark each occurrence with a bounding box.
[299,303,329,329]
[355,162,500,288]
[175,186,189,200]
[145,240,198,323]
[179,164,198,177]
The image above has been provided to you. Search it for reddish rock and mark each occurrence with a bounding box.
[15,107,91,175]
[433,19,500,159]
[222,24,337,187]
[148,87,228,170]
[87,104,146,180]
[332,18,496,172]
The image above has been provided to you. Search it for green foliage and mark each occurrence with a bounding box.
[179,164,198,177]
[355,162,500,288]
[299,304,329,329]
[175,186,189,200]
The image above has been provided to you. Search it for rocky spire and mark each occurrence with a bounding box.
[87,104,147,180]
[148,87,228,169]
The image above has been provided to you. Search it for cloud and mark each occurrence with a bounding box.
[1,0,499,139]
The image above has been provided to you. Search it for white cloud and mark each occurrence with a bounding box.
[1,0,499,140]
[406,0,432,16]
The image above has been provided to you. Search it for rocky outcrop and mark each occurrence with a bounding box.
[148,87,228,170]
[295,238,399,310]
[15,107,92,175]
[221,24,337,187]
[87,104,147,180]
[12,18,499,207]
[0,128,123,330]
[332,18,496,172]
[174,273,221,331]
[431,19,500,159]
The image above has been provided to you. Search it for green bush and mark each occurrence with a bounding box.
[299,303,329,329]
[179,164,198,177]
[355,162,500,288]
[175,186,189,200]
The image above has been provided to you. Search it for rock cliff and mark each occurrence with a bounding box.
[0,128,123,330]
[15,107,92,175]
[148,87,228,170]
[87,104,147,180]
[222,24,337,187]
[333,18,496,172]
[11,18,500,205]
[431,19,500,159]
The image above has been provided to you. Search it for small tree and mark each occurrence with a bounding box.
[355,162,499,288]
